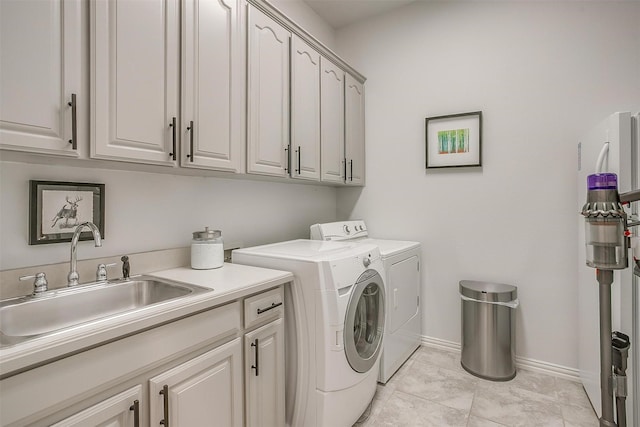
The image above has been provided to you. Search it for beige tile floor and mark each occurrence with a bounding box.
[355,346,599,427]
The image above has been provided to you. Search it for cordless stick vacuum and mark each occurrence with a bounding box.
[581,173,639,427]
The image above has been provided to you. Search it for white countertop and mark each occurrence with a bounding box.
[0,263,293,378]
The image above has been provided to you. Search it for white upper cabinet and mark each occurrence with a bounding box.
[247,6,291,177]
[246,2,366,186]
[2,0,366,184]
[0,0,82,157]
[320,57,345,184]
[181,0,244,172]
[92,0,244,171]
[290,35,321,181]
[345,74,365,185]
[90,0,179,166]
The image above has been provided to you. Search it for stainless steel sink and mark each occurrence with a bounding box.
[0,276,212,347]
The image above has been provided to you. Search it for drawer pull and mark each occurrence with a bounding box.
[129,399,140,427]
[159,384,170,426]
[257,301,282,315]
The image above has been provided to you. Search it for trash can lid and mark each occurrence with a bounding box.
[459,280,517,303]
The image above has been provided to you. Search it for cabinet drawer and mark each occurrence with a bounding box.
[244,287,283,329]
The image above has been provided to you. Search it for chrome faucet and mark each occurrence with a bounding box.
[68,222,102,286]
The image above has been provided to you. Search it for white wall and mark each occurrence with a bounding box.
[0,161,337,270]
[335,1,640,369]
[268,0,336,49]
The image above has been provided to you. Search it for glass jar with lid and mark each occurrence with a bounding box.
[191,227,224,269]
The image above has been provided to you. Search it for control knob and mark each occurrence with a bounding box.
[344,225,351,234]
[363,257,371,267]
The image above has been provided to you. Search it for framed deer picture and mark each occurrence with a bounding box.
[29,181,105,245]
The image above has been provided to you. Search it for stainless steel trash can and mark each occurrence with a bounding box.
[460,280,519,381]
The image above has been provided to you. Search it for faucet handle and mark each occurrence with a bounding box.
[96,263,118,282]
[121,255,130,279]
[19,272,48,296]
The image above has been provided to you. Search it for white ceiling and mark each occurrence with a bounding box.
[302,0,415,29]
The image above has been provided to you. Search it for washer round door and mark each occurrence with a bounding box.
[344,269,386,373]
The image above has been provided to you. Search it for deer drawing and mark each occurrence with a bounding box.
[51,196,82,228]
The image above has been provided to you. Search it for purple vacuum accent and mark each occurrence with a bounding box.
[588,173,618,190]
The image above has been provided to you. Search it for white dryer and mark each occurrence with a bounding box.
[311,220,422,383]
[232,240,386,427]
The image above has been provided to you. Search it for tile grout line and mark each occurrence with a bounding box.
[466,386,477,427]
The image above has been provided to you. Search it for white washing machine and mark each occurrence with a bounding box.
[232,240,386,427]
[311,220,421,384]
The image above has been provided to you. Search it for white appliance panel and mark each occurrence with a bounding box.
[388,254,420,333]
[235,239,357,259]
[362,238,419,258]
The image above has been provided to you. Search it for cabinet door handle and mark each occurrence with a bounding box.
[284,145,290,174]
[349,159,353,182]
[251,339,259,376]
[168,117,176,161]
[159,384,170,426]
[295,146,301,174]
[129,399,140,427]
[257,301,282,314]
[343,158,347,182]
[67,93,77,150]
[186,121,194,162]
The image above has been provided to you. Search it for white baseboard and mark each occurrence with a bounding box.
[420,335,460,352]
[514,356,581,382]
[420,335,581,382]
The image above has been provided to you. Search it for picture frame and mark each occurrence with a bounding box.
[29,180,105,245]
[425,111,482,169]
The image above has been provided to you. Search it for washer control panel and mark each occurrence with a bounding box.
[311,220,368,241]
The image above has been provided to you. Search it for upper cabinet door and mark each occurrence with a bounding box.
[320,57,345,184]
[247,6,291,177]
[0,0,81,157]
[90,0,179,166]
[345,74,365,185]
[181,0,244,172]
[290,35,321,181]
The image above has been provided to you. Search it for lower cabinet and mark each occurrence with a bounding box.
[50,339,246,427]
[51,386,143,427]
[0,286,286,427]
[149,338,244,427]
[245,318,285,427]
